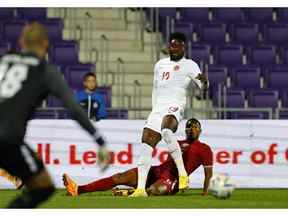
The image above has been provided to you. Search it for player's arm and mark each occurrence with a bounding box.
[202,166,213,196]
[190,62,209,91]
[201,145,213,196]
[195,73,209,90]
[44,65,109,168]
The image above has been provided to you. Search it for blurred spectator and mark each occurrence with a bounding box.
[75,72,107,121]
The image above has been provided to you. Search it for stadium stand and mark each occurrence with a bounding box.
[0,8,133,119]
[3,7,288,119]
[154,7,288,119]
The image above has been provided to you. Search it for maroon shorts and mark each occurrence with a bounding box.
[146,166,179,195]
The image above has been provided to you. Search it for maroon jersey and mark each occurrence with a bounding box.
[152,140,213,179]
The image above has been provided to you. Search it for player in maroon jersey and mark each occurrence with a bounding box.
[63,118,213,196]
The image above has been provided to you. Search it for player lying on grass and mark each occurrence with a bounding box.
[63,118,213,196]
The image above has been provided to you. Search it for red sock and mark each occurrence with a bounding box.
[78,176,115,194]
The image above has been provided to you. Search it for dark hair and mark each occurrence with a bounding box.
[83,72,96,81]
[186,118,201,129]
[169,32,186,43]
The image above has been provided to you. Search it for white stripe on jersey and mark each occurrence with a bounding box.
[20,145,38,173]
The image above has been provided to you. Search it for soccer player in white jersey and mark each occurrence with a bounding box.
[130,32,209,197]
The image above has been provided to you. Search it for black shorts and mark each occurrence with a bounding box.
[0,140,44,184]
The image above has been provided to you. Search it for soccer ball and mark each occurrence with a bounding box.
[209,173,236,199]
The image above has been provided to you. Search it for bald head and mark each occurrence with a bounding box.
[19,22,49,57]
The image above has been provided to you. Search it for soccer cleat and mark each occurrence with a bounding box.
[0,169,23,189]
[62,173,78,197]
[128,188,148,197]
[178,175,189,191]
[112,187,135,197]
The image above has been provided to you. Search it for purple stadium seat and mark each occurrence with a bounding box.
[280,47,288,64]
[96,87,112,108]
[158,8,177,39]
[230,66,261,80]
[264,24,288,45]
[248,46,276,67]
[229,111,266,119]
[213,8,244,23]
[159,8,177,18]
[158,8,177,36]
[180,8,209,22]
[39,19,63,41]
[31,109,70,119]
[188,44,210,64]
[277,8,288,21]
[16,8,46,20]
[172,22,194,41]
[279,111,288,119]
[281,91,288,107]
[31,110,57,119]
[265,69,288,91]
[231,23,259,45]
[213,89,246,114]
[248,90,279,108]
[216,45,243,67]
[231,68,261,90]
[49,41,79,65]
[147,8,177,36]
[0,22,3,39]
[225,90,245,108]
[208,66,227,99]
[65,64,94,90]
[264,64,288,71]
[0,42,10,56]
[0,8,15,19]
[47,96,63,107]
[208,66,227,84]
[245,8,274,23]
[198,23,226,45]
[107,109,128,119]
[3,20,27,43]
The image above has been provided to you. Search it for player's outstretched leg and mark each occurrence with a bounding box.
[63,173,78,197]
[63,168,138,196]
[129,128,161,197]
[161,115,189,191]
[0,169,23,189]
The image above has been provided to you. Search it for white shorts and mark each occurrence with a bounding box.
[144,104,184,133]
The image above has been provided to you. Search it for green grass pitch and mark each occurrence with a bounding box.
[0,189,288,208]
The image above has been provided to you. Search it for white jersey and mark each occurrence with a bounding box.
[152,57,202,109]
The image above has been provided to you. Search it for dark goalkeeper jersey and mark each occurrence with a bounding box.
[0,52,96,140]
